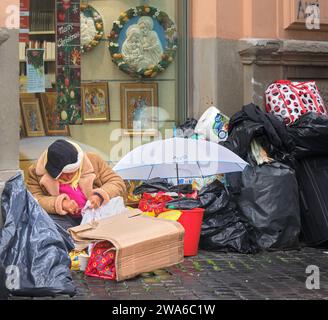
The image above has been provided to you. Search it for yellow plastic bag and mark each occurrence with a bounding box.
[142,212,156,218]
[141,210,182,221]
[157,211,182,221]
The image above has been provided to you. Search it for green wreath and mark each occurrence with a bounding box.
[80,4,104,53]
[108,5,178,79]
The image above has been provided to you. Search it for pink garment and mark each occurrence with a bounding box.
[59,184,88,216]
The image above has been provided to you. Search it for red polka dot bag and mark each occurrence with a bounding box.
[265,80,327,125]
[85,241,117,280]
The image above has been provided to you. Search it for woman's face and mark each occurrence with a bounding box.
[58,171,77,182]
[139,22,149,36]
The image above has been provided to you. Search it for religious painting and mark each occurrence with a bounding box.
[81,82,110,123]
[20,98,46,137]
[109,6,178,78]
[120,82,158,136]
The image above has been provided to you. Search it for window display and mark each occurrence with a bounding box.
[20,0,188,164]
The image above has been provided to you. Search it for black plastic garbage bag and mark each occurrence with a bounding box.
[169,184,194,195]
[236,162,301,251]
[0,174,76,297]
[0,261,7,300]
[176,118,198,138]
[133,178,173,195]
[200,202,259,254]
[166,180,230,212]
[166,198,201,210]
[198,180,230,215]
[198,179,225,196]
[288,113,328,160]
[222,103,295,167]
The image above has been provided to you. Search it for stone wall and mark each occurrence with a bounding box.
[191,38,328,118]
[0,28,20,228]
[239,39,328,109]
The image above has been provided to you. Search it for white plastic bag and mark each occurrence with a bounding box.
[195,106,230,143]
[81,197,126,225]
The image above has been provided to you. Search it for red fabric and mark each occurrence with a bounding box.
[265,80,327,126]
[138,192,173,215]
[85,242,116,280]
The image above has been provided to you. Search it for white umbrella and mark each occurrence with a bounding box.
[113,138,248,182]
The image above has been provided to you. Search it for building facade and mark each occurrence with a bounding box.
[1,0,328,226]
[191,0,328,118]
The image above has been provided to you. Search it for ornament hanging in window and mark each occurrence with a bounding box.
[108,5,178,79]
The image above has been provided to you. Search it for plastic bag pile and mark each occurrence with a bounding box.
[0,174,76,298]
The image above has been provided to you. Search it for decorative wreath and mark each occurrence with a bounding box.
[108,5,178,78]
[80,4,104,53]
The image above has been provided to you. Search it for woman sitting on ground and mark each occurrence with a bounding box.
[26,139,126,230]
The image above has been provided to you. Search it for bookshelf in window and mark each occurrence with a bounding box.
[29,0,55,33]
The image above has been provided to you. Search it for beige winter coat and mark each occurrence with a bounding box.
[26,152,126,215]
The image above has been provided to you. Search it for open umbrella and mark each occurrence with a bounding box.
[113,138,248,182]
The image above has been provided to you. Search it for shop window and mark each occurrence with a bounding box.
[19,0,189,165]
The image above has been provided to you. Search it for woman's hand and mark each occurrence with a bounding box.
[89,194,102,210]
[62,199,80,215]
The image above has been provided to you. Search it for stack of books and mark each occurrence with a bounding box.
[30,0,55,32]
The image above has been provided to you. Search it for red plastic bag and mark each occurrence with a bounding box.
[85,242,116,281]
[138,192,173,215]
[265,80,327,125]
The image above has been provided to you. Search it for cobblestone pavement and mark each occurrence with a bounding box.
[9,247,328,300]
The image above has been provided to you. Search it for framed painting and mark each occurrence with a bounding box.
[120,82,159,136]
[39,92,70,136]
[81,82,110,123]
[20,98,46,137]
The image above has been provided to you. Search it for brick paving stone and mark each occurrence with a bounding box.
[7,248,328,300]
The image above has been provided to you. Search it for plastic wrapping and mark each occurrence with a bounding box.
[195,107,230,143]
[0,174,76,297]
[81,197,125,225]
[288,113,328,159]
[236,162,301,250]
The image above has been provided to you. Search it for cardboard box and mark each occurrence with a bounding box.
[69,210,185,282]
